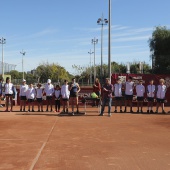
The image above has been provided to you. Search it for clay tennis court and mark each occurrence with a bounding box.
[0,106,170,170]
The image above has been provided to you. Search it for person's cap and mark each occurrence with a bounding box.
[47,79,51,83]
[22,79,26,82]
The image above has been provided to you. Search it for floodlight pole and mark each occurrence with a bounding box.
[108,0,112,81]
[97,14,108,83]
[20,50,26,80]
[88,49,94,84]
[0,37,6,80]
[92,37,98,82]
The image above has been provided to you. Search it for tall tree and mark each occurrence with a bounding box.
[149,26,170,73]
[36,62,71,83]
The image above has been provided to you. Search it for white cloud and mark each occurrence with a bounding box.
[112,35,151,42]
[28,28,58,38]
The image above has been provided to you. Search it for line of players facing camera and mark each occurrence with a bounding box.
[112,77,167,114]
[19,78,80,115]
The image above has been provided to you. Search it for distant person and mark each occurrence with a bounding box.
[124,76,134,113]
[114,78,123,113]
[36,83,44,112]
[136,80,145,113]
[155,79,167,114]
[147,80,155,113]
[4,77,14,112]
[19,79,28,112]
[69,78,80,115]
[26,83,36,112]
[61,80,70,113]
[54,85,61,112]
[44,79,54,112]
[0,78,3,108]
[99,78,113,117]
[92,78,101,106]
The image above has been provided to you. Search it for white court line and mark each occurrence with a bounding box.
[29,118,58,170]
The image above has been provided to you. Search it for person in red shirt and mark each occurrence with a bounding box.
[93,78,101,106]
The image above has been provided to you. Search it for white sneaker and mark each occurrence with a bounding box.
[0,105,3,108]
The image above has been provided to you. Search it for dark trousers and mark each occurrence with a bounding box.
[55,100,60,111]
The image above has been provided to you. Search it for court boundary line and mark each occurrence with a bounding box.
[29,117,58,170]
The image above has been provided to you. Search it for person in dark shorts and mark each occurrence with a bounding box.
[54,85,61,112]
[136,80,145,113]
[61,80,70,113]
[44,79,54,112]
[155,79,167,114]
[147,80,155,113]
[26,83,36,112]
[124,76,134,113]
[19,79,28,112]
[69,78,80,115]
[36,83,44,112]
[4,77,14,112]
[113,78,123,113]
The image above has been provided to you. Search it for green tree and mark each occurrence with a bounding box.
[149,26,170,73]
[111,62,126,73]
[130,62,151,74]
[36,62,71,83]
[9,70,20,79]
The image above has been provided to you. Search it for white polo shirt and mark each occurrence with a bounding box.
[61,85,70,99]
[147,85,155,98]
[136,84,145,97]
[156,85,166,99]
[55,90,61,98]
[26,87,36,99]
[114,83,122,97]
[125,81,134,95]
[4,83,14,94]
[20,84,28,96]
[36,88,43,98]
[44,84,54,96]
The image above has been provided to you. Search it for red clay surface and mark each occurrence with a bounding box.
[0,105,170,170]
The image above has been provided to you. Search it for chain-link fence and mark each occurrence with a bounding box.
[0,61,16,74]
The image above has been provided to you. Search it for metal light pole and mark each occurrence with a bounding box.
[97,14,108,83]
[20,50,26,80]
[108,0,112,81]
[88,49,94,84]
[0,37,6,80]
[91,37,98,82]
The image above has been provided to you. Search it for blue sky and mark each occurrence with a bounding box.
[1,0,170,75]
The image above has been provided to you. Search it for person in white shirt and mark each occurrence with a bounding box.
[136,80,145,113]
[4,77,14,112]
[147,80,155,113]
[44,79,54,112]
[26,83,36,112]
[114,78,123,113]
[155,79,167,114]
[124,76,134,113]
[36,83,44,112]
[54,85,61,112]
[61,80,70,113]
[19,79,28,112]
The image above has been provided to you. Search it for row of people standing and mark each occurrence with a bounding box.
[19,78,80,115]
[99,77,167,116]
